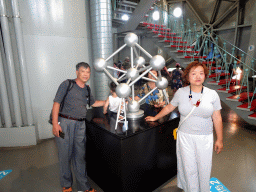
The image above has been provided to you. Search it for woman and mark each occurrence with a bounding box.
[170,63,183,94]
[135,69,168,108]
[145,61,223,192]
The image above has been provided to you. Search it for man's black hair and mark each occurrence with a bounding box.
[76,62,91,71]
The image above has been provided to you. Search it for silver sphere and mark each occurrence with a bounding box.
[127,68,139,80]
[116,83,131,98]
[149,55,165,71]
[134,56,145,67]
[94,58,107,72]
[128,100,140,113]
[124,33,138,47]
[156,77,168,89]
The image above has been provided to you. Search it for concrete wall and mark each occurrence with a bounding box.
[0,0,92,146]
[22,0,93,140]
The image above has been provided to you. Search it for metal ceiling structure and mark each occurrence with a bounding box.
[113,0,256,61]
[115,0,251,41]
[165,0,253,53]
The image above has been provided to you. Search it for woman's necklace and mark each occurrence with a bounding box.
[189,86,204,107]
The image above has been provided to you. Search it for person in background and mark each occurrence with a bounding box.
[229,56,243,82]
[117,60,124,78]
[161,66,172,79]
[122,56,130,70]
[103,82,122,115]
[113,63,119,79]
[52,62,105,192]
[229,56,241,76]
[145,61,223,192]
[170,63,183,94]
[134,69,168,108]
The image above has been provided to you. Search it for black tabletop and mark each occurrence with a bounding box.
[86,104,180,139]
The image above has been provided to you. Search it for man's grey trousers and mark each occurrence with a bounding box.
[55,117,90,191]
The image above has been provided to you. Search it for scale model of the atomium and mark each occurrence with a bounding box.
[93,33,169,120]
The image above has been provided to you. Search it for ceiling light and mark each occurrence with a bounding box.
[121,14,129,21]
[173,7,182,18]
[152,11,159,21]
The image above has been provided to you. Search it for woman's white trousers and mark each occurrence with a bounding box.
[177,131,213,192]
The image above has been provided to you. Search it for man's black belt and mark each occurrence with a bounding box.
[59,114,86,121]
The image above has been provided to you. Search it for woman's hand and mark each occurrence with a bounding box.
[212,110,223,154]
[214,139,223,154]
[145,116,156,122]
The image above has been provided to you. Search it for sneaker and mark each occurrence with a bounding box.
[62,187,72,192]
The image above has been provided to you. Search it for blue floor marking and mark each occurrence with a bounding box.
[210,177,230,192]
[0,170,12,180]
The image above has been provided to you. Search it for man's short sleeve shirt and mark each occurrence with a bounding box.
[54,79,95,119]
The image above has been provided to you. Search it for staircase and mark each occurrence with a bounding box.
[112,0,138,27]
[114,1,256,126]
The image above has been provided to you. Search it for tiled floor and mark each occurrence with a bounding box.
[0,95,256,191]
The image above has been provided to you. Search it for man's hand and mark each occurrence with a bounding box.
[145,116,156,122]
[92,100,106,107]
[52,122,62,137]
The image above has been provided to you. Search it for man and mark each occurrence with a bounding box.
[52,62,105,192]
[122,56,130,70]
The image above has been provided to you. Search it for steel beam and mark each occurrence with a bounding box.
[209,0,222,24]
[213,24,251,31]
[244,0,256,76]
[233,1,240,48]
[117,0,155,33]
[182,0,186,25]
[167,0,186,3]
[238,0,246,25]
[212,0,238,27]
[185,0,207,29]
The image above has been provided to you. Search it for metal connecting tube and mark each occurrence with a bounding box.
[0,0,22,127]
[0,49,12,127]
[138,87,157,104]
[11,0,34,126]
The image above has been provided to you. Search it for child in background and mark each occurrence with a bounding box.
[103,82,122,115]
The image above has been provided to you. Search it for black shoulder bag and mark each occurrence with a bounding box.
[86,85,91,107]
[48,79,75,124]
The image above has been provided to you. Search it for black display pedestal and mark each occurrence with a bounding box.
[86,105,179,192]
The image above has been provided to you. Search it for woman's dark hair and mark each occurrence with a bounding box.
[183,60,209,85]
[110,82,117,92]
